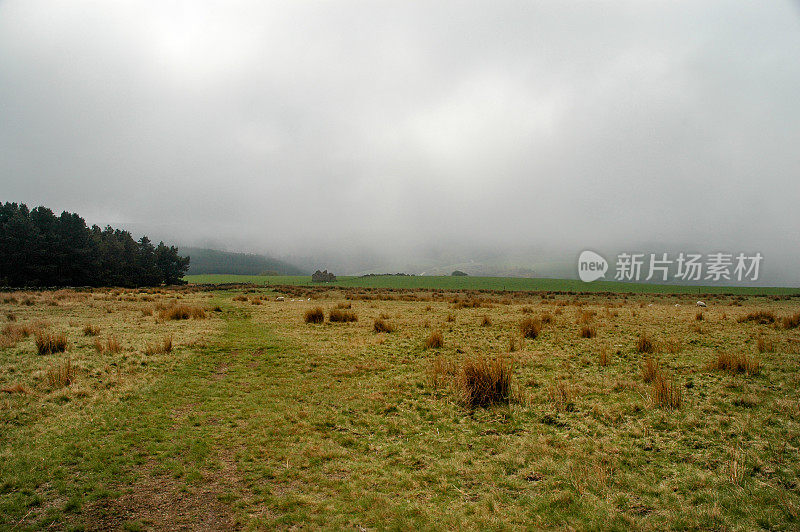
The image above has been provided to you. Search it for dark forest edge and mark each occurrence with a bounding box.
[0,202,189,287]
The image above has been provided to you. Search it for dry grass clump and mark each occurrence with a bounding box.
[457,356,512,408]
[429,355,457,388]
[159,305,206,321]
[1,383,26,394]
[304,307,325,324]
[329,308,358,323]
[46,358,75,388]
[373,318,396,333]
[520,317,542,339]
[715,352,760,376]
[598,347,610,366]
[232,294,248,302]
[445,313,455,323]
[425,330,444,349]
[83,324,100,336]
[547,380,573,412]
[651,372,682,409]
[756,334,774,353]
[540,312,553,325]
[480,315,492,327]
[144,335,173,355]
[508,335,519,352]
[6,312,16,322]
[579,325,596,339]
[642,357,660,383]
[636,334,655,353]
[94,336,122,355]
[35,332,68,355]
[696,312,704,321]
[1,323,34,347]
[782,312,800,329]
[737,310,776,324]
[577,310,595,325]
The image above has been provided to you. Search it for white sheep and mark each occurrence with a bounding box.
[696,301,707,307]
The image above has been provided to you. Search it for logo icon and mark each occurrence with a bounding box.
[578,250,608,282]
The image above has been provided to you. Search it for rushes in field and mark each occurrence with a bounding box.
[480,315,492,327]
[144,335,173,355]
[36,332,68,355]
[736,310,776,324]
[642,357,660,383]
[579,325,596,338]
[159,305,206,321]
[756,334,773,353]
[547,380,573,412]
[329,308,358,322]
[457,356,512,408]
[651,372,682,409]
[304,307,325,324]
[373,318,396,333]
[46,358,75,387]
[715,352,760,376]
[94,336,122,354]
[520,317,542,339]
[636,334,655,353]
[83,324,100,336]
[425,330,444,349]
[782,312,800,329]
[598,347,610,366]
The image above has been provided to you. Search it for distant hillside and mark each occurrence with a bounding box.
[180,247,306,276]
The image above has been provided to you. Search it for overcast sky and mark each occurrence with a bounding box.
[2,1,799,277]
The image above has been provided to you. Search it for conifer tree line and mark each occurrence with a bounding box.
[0,202,190,287]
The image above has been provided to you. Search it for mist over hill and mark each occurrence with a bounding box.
[181,247,306,276]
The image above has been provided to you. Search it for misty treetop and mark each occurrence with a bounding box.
[0,202,189,287]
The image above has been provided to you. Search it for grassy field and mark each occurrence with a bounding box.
[184,273,800,295]
[2,286,800,529]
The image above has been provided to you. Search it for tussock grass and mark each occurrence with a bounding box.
[520,317,542,339]
[144,335,173,355]
[782,311,800,329]
[429,354,457,388]
[651,372,682,409]
[756,334,773,353]
[547,380,573,412]
[695,312,704,321]
[598,347,610,366]
[46,357,75,388]
[715,352,760,376]
[425,330,443,349]
[457,356,512,408]
[636,334,655,353]
[737,310,776,324]
[480,315,492,327]
[373,318,396,333]
[579,325,596,338]
[329,308,357,323]
[83,324,100,336]
[642,357,660,383]
[159,305,206,321]
[94,336,122,355]
[35,332,68,355]
[304,307,325,324]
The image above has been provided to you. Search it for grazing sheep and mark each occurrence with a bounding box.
[696,301,707,307]
[276,296,285,301]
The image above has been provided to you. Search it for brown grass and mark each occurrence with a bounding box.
[94,336,122,354]
[651,372,682,409]
[480,315,492,327]
[429,355,457,388]
[520,317,542,339]
[598,347,610,366]
[35,332,68,355]
[457,356,512,408]
[782,312,800,329]
[579,325,596,338]
[373,318,396,333]
[636,334,655,353]
[737,310,776,324]
[696,312,704,321]
[5,312,16,322]
[329,308,358,323]
[83,324,100,336]
[425,330,444,349]
[304,307,325,324]
[46,357,75,388]
[642,357,660,383]
[144,335,173,355]
[756,334,773,353]
[547,380,573,412]
[159,305,206,321]
[716,352,760,376]
[1,383,26,394]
